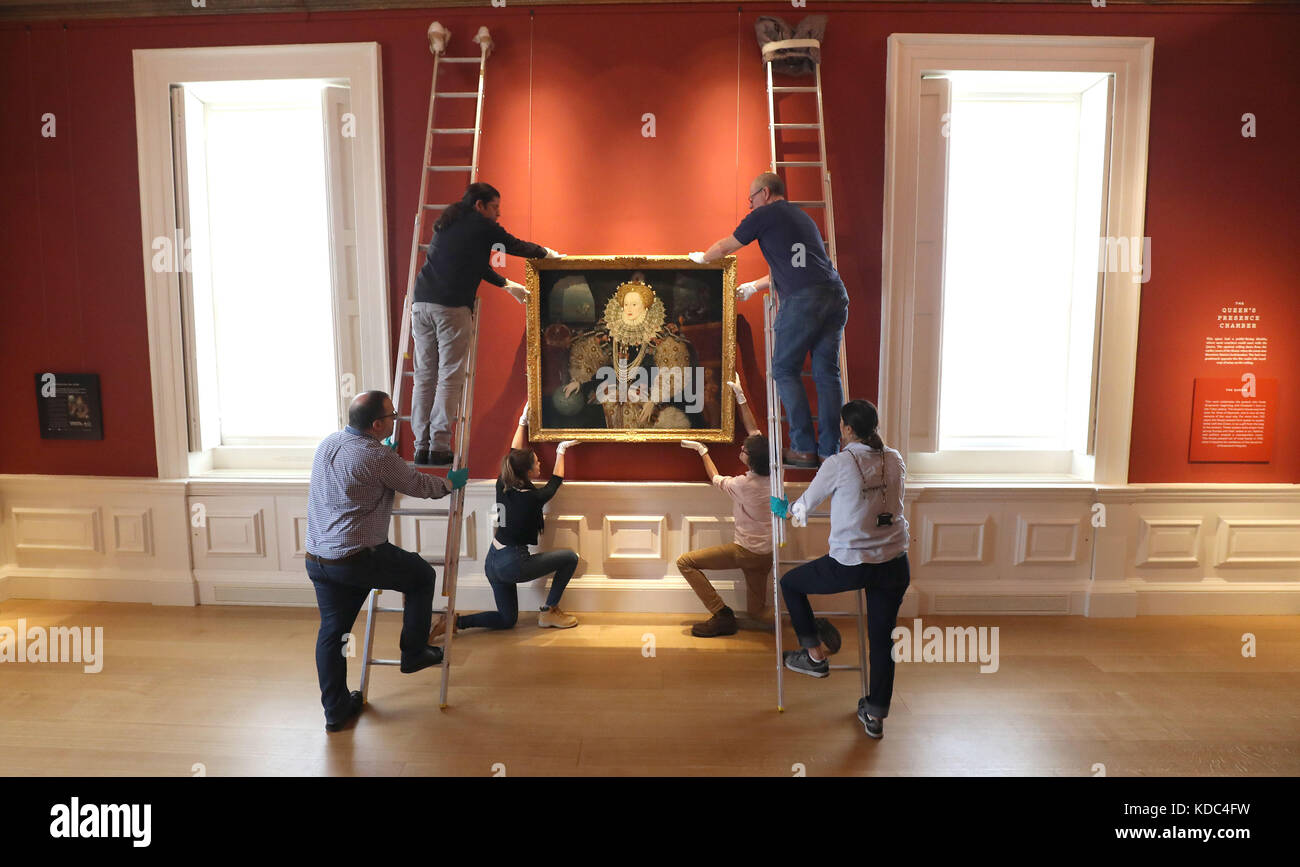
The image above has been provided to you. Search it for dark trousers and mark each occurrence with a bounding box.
[458,545,579,630]
[772,281,849,458]
[305,542,436,724]
[780,553,910,718]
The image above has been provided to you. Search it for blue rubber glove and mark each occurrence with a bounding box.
[770,496,789,518]
[381,436,397,451]
[447,468,469,491]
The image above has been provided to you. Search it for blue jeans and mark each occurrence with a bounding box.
[458,545,579,629]
[773,282,849,457]
[305,542,436,725]
[780,553,910,718]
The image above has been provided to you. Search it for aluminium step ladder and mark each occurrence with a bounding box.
[762,34,849,399]
[759,34,867,711]
[765,296,868,712]
[359,23,493,710]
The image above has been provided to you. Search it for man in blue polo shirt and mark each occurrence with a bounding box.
[691,172,849,466]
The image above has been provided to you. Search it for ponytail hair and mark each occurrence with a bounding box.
[434,182,501,233]
[499,448,536,490]
[841,399,885,450]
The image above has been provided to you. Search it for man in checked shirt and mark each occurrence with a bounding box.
[305,390,468,732]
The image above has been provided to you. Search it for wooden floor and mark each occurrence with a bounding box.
[2,599,1298,776]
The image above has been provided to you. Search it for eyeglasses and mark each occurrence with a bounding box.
[747,189,766,203]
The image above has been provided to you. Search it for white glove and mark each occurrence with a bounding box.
[556,440,578,455]
[544,247,565,259]
[687,251,707,265]
[680,440,707,455]
[736,281,760,302]
[504,279,529,304]
[727,373,746,404]
[518,403,529,427]
[791,501,808,528]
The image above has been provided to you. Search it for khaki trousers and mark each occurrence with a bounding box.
[676,543,772,618]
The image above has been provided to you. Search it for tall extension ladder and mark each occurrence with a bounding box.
[759,35,869,711]
[359,23,493,710]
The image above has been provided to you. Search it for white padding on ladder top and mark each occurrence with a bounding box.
[427,21,450,55]
[473,26,494,57]
[762,38,822,61]
[754,14,827,74]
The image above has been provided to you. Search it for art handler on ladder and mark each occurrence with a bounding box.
[410,181,564,466]
[689,171,849,468]
[304,390,469,733]
[770,399,910,739]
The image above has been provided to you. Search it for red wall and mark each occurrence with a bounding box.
[2,3,1296,482]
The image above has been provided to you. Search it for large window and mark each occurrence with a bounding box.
[170,78,366,472]
[881,35,1153,484]
[135,44,390,478]
[936,72,1110,458]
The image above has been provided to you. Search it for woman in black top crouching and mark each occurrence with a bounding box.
[431,403,581,637]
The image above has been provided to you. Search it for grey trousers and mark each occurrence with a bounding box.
[410,301,473,451]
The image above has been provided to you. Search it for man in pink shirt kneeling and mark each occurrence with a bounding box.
[678,375,774,637]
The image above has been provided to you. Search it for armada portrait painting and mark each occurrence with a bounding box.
[525,256,738,442]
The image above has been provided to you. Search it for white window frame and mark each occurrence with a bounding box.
[879,34,1154,486]
[133,44,391,479]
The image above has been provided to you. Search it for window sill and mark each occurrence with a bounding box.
[189,445,316,477]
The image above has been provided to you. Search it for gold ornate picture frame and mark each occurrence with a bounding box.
[526,255,738,442]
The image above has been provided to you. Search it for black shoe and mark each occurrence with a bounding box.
[783,648,829,678]
[413,448,431,466]
[399,645,444,673]
[691,607,738,637]
[325,690,363,733]
[814,617,842,655]
[427,449,454,466]
[857,698,883,739]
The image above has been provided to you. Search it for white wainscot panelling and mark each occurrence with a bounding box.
[13,507,102,553]
[1214,518,1300,568]
[204,513,264,555]
[548,515,584,554]
[919,514,990,566]
[0,477,193,606]
[782,517,832,563]
[274,496,310,572]
[1135,518,1202,567]
[111,508,153,555]
[682,516,735,552]
[1014,516,1082,565]
[189,497,277,571]
[414,510,476,562]
[603,515,665,560]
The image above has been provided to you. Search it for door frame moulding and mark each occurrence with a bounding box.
[133,43,391,479]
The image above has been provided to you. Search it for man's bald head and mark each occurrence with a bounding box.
[348,390,392,432]
[751,172,786,199]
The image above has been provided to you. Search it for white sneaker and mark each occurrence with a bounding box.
[538,605,578,629]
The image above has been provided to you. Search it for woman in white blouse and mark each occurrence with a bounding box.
[771,399,910,739]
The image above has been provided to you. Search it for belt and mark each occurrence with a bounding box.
[305,549,370,566]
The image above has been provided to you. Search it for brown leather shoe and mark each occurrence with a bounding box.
[691,608,738,637]
[783,448,818,468]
